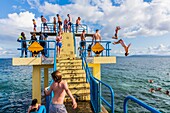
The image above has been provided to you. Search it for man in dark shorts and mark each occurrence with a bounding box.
[67,14,72,32]
[56,14,62,31]
[41,15,49,31]
[80,30,86,50]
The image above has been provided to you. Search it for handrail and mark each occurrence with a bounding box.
[17,40,56,58]
[40,23,88,33]
[123,96,161,113]
[81,50,114,113]
[80,41,111,57]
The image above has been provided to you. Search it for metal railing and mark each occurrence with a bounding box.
[81,51,114,113]
[124,96,161,113]
[79,40,111,57]
[41,23,59,33]
[40,23,88,33]
[71,24,88,33]
[17,40,57,72]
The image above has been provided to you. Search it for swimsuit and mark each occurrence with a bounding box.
[49,103,67,113]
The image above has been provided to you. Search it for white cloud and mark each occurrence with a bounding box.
[12,5,17,9]
[27,0,40,9]
[35,0,170,38]
[0,47,3,51]
[1,0,170,57]
[0,11,42,38]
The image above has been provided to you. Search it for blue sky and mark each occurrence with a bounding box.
[0,0,170,58]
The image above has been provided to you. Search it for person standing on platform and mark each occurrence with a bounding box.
[93,29,101,43]
[32,19,37,32]
[17,32,27,57]
[53,17,57,33]
[41,15,49,31]
[56,14,62,32]
[63,19,68,32]
[67,14,72,32]
[56,31,63,57]
[80,30,86,54]
[76,17,81,33]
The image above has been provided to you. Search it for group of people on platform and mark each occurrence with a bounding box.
[17,32,48,58]
[32,14,82,33]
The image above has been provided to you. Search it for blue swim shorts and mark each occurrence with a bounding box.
[56,42,62,48]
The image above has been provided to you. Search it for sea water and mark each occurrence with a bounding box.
[0,57,170,113]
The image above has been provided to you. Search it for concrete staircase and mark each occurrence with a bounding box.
[57,33,90,102]
[57,58,90,101]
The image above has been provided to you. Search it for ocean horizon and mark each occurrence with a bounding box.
[0,56,170,112]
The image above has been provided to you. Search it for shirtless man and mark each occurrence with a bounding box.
[53,17,57,33]
[76,17,81,33]
[44,70,77,113]
[113,39,131,56]
[56,14,62,32]
[93,29,101,42]
[56,31,63,57]
[41,15,49,31]
[80,30,86,49]
[112,26,121,39]
[67,14,72,32]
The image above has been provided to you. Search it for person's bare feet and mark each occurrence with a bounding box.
[112,36,118,39]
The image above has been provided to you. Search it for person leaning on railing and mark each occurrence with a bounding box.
[30,33,38,57]
[17,32,27,57]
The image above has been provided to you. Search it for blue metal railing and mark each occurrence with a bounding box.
[79,41,111,57]
[40,23,88,33]
[17,40,57,84]
[124,96,161,113]
[17,40,56,58]
[41,23,59,33]
[81,50,114,113]
[71,24,88,33]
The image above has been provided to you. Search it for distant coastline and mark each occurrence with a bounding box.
[115,55,170,58]
[1,55,170,60]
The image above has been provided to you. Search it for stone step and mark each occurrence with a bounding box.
[65,92,90,102]
[60,70,85,74]
[65,101,93,113]
[67,83,90,89]
[57,57,80,60]
[62,73,86,77]
[59,54,75,58]
[57,66,82,70]
[57,63,82,67]
[57,59,82,63]
[62,74,86,79]
[63,77,86,83]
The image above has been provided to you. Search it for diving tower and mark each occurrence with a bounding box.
[12,23,161,113]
